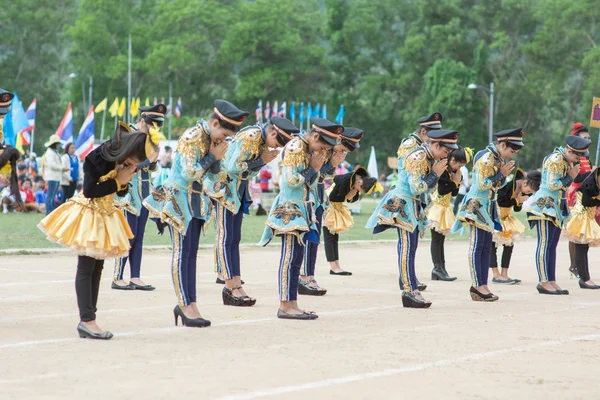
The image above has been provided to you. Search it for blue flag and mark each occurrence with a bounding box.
[313,103,320,118]
[299,103,305,123]
[3,92,29,148]
[322,104,327,119]
[307,103,312,121]
[335,105,345,123]
[289,102,296,121]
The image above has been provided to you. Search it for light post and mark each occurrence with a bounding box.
[468,82,494,144]
[69,73,93,115]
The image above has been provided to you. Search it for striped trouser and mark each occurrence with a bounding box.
[168,218,203,307]
[114,207,149,281]
[533,220,561,282]
[468,226,493,287]
[279,234,304,301]
[213,202,243,279]
[398,227,419,292]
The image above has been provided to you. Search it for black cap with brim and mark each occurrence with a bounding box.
[310,117,343,146]
[565,135,591,157]
[495,128,524,148]
[428,129,459,149]
[341,127,363,151]
[0,89,14,116]
[214,99,249,127]
[140,104,166,122]
[417,112,443,130]
[271,116,299,144]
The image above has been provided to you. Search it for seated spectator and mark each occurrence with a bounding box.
[17,164,27,184]
[19,179,40,213]
[35,180,47,214]
[1,186,23,214]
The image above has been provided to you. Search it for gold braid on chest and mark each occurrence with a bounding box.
[177,124,211,161]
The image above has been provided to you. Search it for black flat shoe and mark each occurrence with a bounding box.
[330,270,352,276]
[298,279,327,296]
[173,305,211,328]
[401,291,432,308]
[557,289,570,295]
[579,279,600,289]
[130,282,156,291]
[216,278,245,284]
[469,286,499,302]
[222,287,256,307]
[77,322,113,340]
[277,309,318,320]
[492,277,516,285]
[111,281,134,290]
[417,280,427,291]
[536,284,561,295]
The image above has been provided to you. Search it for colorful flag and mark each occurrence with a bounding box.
[153,97,158,106]
[130,97,139,117]
[299,103,305,123]
[307,103,312,121]
[56,102,74,143]
[75,105,95,160]
[255,100,263,123]
[175,97,182,118]
[22,98,37,146]
[313,103,320,118]
[272,101,278,118]
[8,93,30,153]
[145,97,150,107]
[278,102,286,117]
[95,98,107,113]
[322,104,327,119]
[264,101,271,120]
[117,98,126,118]
[108,98,119,117]
[289,102,296,121]
[335,105,345,124]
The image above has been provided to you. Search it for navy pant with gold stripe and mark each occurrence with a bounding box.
[113,207,149,281]
[168,218,203,306]
[398,228,419,292]
[214,203,243,279]
[303,206,324,276]
[533,220,560,282]
[468,226,492,287]
[279,234,304,301]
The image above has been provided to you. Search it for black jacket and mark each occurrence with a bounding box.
[437,169,460,197]
[579,170,600,207]
[82,146,128,199]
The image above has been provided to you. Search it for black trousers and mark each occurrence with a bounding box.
[430,230,446,266]
[61,181,77,203]
[575,243,590,281]
[323,228,339,262]
[453,194,465,215]
[489,243,514,270]
[75,256,104,322]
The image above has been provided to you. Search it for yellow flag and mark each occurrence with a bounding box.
[95,98,108,113]
[108,98,119,117]
[144,97,150,107]
[16,131,24,154]
[117,97,126,118]
[130,97,139,117]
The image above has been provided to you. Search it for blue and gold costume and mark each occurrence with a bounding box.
[527,136,590,285]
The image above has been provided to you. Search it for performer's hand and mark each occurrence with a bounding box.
[568,163,581,178]
[261,148,279,164]
[210,141,229,161]
[431,159,448,176]
[310,151,326,170]
[451,169,462,183]
[117,163,136,186]
[500,160,515,177]
[330,151,346,167]
[517,193,529,203]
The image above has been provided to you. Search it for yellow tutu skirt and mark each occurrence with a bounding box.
[563,204,600,247]
[426,204,455,235]
[493,207,525,245]
[323,202,354,234]
[38,193,133,259]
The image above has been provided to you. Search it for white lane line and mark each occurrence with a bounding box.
[214,333,600,400]
[0,304,404,350]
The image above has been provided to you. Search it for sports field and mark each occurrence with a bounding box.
[1,240,599,399]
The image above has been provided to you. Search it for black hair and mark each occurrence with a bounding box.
[50,142,60,150]
[100,129,152,164]
[448,146,467,163]
[23,178,32,185]
[209,112,240,133]
[525,170,542,192]
[165,146,172,152]
[62,142,75,156]
[498,141,523,151]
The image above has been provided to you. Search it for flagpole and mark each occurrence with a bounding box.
[100,108,106,141]
[168,81,173,140]
[88,76,93,113]
[127,34,132,124]
[29,127,35,154]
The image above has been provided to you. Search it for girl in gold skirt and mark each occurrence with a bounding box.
[323,166,382,275]
[427,146,472,281]
[38,124,159,339]
[490,169,541,284]
[563,168,600,289]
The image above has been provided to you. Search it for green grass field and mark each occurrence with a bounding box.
[0,199,536,250]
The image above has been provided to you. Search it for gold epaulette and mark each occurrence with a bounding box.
[397,137,419,159]
[404,149,429,176]
[544,151,567,175]
[281,138,309,168]
[236,126,264,159]
[475,150,497,179]
[177,123,211,159]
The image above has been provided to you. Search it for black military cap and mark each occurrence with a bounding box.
[214,99,249,127]
[565,135,592,157]
[341,127,364,151]
[140,103,167,122]
[271,116,299,144]
[417,112,443,130]
[0,89,14,116]
[428,129,459,149]
[310,117,344,146]
[494,128,524,148]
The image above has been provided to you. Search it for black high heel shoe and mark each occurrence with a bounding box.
[579,279,600,289]
[469,287,499,302]
[298,279,327,296]
[536,284,561,295]
[77,322,113,340]
[222,287,256,306]
[173,305,211,328]
[401,291,432,308]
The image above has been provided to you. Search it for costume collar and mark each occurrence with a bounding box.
[410,133,423,145]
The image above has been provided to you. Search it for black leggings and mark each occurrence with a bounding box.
[323,228,339,262]
[75,256,104,322]
[430,230,446,266]
[575,243,591,281]
[490,243,514,269]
